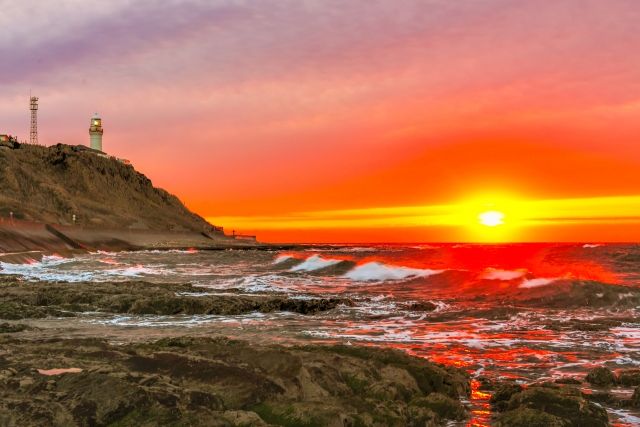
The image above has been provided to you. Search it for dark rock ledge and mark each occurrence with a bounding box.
[0,275,353,319]
[0,336,471,427]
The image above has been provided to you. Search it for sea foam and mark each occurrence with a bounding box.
[519,278,558,288]
[481,269,527,280]
[343,261,442,281]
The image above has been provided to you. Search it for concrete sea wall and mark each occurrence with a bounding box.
[0,219,268,264]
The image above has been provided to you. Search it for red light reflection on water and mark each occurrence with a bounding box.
[467,380,492,427]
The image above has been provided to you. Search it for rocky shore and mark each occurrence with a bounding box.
[0,275,352,319]
[1,334,638,427]
[1,275,639,426]
[0,335,472,427]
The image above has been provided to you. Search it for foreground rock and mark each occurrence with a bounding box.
[492,383,609,427]
[586,366,617,387]
[0,275,353,319]
[617,369,640,387]
[0,336,470,427]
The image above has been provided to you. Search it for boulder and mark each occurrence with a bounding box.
[632,387,640,407]
[495,408,570,427]
[406,301,437,311]
[554,377,582,385]
[408,392,466,421]
[489,383,523,412]
[617,369,640,387]
[223,410,267,426]
[586,366,617,387]
[504,386,609,427]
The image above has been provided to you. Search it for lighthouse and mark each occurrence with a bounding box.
[89,112,103,152]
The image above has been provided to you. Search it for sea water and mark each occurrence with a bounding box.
[2,243,640,426]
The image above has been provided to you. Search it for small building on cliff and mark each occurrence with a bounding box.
[78,113,130,164]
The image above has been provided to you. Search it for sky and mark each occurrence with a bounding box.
[1,0,640,242]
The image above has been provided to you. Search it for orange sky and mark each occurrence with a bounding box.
[2,1,640,242]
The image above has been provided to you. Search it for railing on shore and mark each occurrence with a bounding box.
[233,235,257,242]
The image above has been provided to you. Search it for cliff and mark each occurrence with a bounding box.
[0,143,211,231]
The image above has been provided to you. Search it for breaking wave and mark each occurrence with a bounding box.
[343,261,442,282]
[519,278,558,288]
[274,255,295,264]
[290,255,342,272]
[481,269,527,280]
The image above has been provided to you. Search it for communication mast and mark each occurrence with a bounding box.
[30,93,38,145]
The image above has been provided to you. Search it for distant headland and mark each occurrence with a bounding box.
[0,142,285,263]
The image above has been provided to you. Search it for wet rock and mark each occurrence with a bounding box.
[0,323,33,333]
[586,366,617,387]
[19,377,34,388]
[489,383,523,412]
[154,336,248,348]
[406,406,439,427]
[186,390,224,411]
[0,276,353,318]
[223,410,267,426]
[405,301,437,311]
[252,402,357,427]
[582,391,617,404]
[617,369,640,386]
[0,336,471,427]
[408,392,466,421]
[495,408,571,427]
[306,345,471,398]
[554,377,582,385]
[632,387,640,407]
[545,318,626,332]
[503,386,609,427]
[365,380,401,401]
[0,302,47,320]
[476,377,503,391]
[139,374,160,386]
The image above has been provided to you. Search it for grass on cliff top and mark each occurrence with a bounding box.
[0,143,210,231]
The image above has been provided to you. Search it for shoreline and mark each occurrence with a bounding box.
[0,274,638,426]
[0,218,302,264]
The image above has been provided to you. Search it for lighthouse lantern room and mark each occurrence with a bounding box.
[89,112,103,152]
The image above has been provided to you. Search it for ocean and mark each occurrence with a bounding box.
[2,243,640,426]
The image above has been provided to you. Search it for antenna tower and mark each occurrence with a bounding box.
[30,94,39,145]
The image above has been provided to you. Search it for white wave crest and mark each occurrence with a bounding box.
[343,262,442,281]
[481,269,527,280]
[290,255,342,272]
[274,255,295,264]
[104,265,171,277]
[519,278,558,288]
[583,244,601,248]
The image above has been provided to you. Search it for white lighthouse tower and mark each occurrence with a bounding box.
[89,112,103,151]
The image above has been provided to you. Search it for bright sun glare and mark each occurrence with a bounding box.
[478,210,505,227]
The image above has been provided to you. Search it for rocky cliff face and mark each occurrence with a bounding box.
[0,143,210,231]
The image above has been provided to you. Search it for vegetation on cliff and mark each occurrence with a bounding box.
[0,143,210,231]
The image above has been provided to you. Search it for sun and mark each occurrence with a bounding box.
[478,210,505,227]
